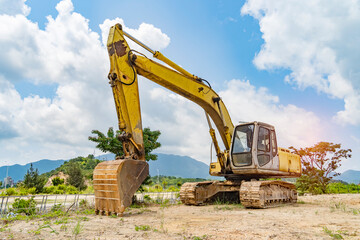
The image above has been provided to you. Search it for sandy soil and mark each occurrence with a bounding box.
[1,194,359,240]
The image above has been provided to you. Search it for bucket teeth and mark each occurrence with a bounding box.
[93,159,149,215]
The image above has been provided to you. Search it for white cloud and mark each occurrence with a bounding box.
[220,80,322,148]
[139,79,212,164]
[0,0,30,16]
[99,18,170,53]
[138,78,323,164]
[241,0,360,125]
[0,0,171,166]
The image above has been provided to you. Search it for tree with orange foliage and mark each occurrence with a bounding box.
[290,142,352,194]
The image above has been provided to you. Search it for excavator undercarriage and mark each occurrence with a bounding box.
[180,180,297,208]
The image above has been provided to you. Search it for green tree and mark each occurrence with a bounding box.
[143,128,162,161]
[88,127,123,157]
[84,154,99,169]
[89,127,161,161]
[89,127,161,192]
[23,163,46,193]
[52,177,64,186]
[290,142,352,194]
[66,162,86,190]
[162,180,168,189]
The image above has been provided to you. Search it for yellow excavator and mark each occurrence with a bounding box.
[93,24,301,215]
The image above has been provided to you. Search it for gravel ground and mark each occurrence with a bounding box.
[1,194,359,240]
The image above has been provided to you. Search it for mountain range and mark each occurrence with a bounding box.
[91,153,212,179]
[1,154,359,184]
[0,159,66,183]
[0,153,212,182]
[334,170,360,184]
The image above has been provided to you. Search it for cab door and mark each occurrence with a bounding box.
[256,125,279,170]
[256,126,272,168]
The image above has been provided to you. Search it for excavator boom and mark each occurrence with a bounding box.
[93,24,149,216]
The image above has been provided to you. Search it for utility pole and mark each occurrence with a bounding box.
[157,169,160,184]
[4,161,8,190]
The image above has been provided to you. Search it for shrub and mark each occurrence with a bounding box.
[12,197,36,215]
[51,204,63,212]
[153,184,163,192]
[80,185,93,194]
[65,185,78,194]
[43,186,56,194]
[52,177,64,186]
[144,195,151,202]
[166,186,179,192]
[57,184,66,191]
[19,189,28,196]
[53,189,65,194]
[27,187,37,195]
[5,188,18,196]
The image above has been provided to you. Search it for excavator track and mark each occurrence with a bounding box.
[180,181,241,205]
[180,180,297,208]
[179,182,199,205]
[240,180,297,208]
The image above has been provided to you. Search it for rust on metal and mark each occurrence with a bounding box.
[180,181,241,205]
[107,44,115,56]
[114,40,127,57]
[93,159,149,215]
[180,180,297,208]
[240,180,297,208]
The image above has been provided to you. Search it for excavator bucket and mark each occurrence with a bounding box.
[93,159,149,215]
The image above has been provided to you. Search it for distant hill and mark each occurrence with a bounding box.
[334,170,360,184]
[150,153,212,179]
[94,153,213,179]
[0,159,65,182]
[2,153,358,184]
[0,153,214,183]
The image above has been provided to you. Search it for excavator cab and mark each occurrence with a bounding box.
[228,121,301,179]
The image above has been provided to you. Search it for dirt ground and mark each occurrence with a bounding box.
[1,194,359,240]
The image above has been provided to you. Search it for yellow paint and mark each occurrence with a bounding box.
[209,162,222,175]
[106,23,301,177]
[107,24,145,159]
[108,24,234,170]
[278,148,301,174]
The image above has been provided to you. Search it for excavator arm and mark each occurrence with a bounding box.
[108,23,234,168]
[93,24,234,215]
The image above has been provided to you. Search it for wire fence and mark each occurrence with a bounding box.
[0,192,179,217]
[0,194,94,218]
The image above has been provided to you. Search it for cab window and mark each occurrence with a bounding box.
[257,127,270,152]
[231,124,254,167]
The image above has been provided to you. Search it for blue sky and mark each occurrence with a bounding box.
[0,0,359,172]
[23,0,346,116]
